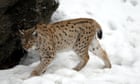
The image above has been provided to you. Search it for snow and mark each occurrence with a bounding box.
[1,0,140,84]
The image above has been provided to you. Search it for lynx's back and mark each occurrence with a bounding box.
[35,18,102,51]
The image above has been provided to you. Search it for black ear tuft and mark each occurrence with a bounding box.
[97,29,102,39]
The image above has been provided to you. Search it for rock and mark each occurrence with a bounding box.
[0,0,59,69]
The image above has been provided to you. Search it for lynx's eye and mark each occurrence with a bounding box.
[32,31,38,37]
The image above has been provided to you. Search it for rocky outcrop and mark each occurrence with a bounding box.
[0,0,59,69]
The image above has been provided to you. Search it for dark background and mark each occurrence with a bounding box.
[0,0,59,69]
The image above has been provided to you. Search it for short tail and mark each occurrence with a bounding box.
[97,29,102,39]
[96,22,102,39]
[90,18,103,39]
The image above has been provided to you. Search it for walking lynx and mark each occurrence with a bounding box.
[19,18,111,77]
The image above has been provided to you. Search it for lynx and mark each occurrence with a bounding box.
[19,18,111,77]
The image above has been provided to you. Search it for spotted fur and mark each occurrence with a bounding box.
[20,18,111,77]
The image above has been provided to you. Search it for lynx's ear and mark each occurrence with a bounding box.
[21,27,36,34]
[27,27,36,33]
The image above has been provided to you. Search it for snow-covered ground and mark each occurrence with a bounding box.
[0,0,140,84]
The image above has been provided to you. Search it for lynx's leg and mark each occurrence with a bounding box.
[73,35,91,71]
[90,39,111,68]
[73,50,89,71]
[30,46,55,77]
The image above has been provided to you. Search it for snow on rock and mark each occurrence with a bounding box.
[0,0,140,84]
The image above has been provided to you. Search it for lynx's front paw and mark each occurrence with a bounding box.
[30,70,41,77]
